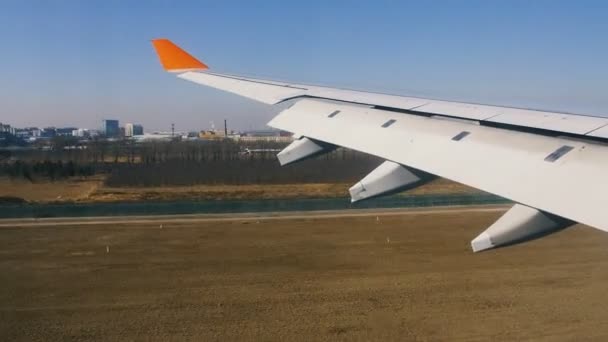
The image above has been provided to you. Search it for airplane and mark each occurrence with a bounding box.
[152,38,608,252]
[239,147,283,156]
[132,133,176,142]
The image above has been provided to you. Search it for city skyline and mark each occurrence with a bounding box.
[0,117,283,140]
[2,1,608,131]
[0,117,261,135]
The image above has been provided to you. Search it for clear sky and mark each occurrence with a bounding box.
[1,0,607,131]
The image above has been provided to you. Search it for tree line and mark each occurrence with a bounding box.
[0,160,95,181]
[1,140,380,185]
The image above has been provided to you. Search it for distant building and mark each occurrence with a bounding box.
[125,123,134,137]
[41,127,57,138]
[133,124,143,136]
[72,128,90,138]
[0,123,9,133]
[0,123,15,135]
[27,128,41,138]
[102,119,119,137]
[199,130,222,140]
[56,127,77,137]
[88,130,101,138]
[14,129,30,139]
[124,123,143,137]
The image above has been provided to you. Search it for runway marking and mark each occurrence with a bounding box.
[0,205,509,228]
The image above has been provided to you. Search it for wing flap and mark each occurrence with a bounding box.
[486,107,608,135]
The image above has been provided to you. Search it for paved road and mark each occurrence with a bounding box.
[0,205,509,227]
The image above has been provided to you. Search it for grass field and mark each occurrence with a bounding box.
[0,177,479,203]
[0,176,103,203]
[2,208,608,341]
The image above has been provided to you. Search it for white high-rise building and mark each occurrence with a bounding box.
[72,128,89,137]
[125,123,134,137]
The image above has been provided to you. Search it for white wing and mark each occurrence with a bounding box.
[153,39,608,252]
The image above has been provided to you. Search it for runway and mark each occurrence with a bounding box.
[1,207,608,341]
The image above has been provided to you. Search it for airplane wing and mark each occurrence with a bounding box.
[152,38,608,252]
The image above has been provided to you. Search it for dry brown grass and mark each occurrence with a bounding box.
[1,210,608,341]
[0,176,103,202]
[92,179,478,202]
[0,176,477,203]
[0,176,479,203]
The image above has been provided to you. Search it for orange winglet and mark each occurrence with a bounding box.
[151,39,209,72]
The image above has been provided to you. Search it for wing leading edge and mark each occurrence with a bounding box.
[152,39,608,252]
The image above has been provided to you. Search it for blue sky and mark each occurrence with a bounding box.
[1,0,607,131]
